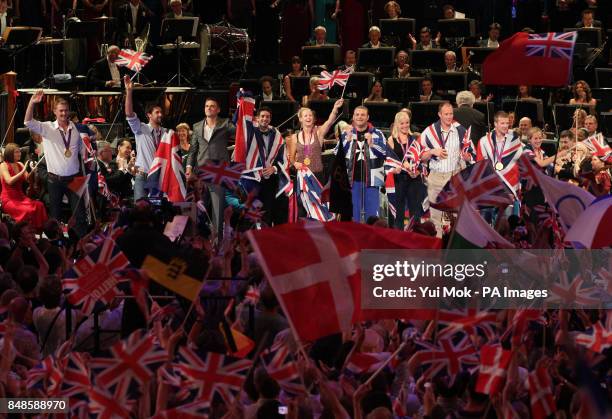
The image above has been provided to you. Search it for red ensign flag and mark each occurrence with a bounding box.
[483,31,577,87]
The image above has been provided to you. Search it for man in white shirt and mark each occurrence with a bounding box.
[420,102,471,236]
[24,90,88,236]
[362,26,386,48]
[124,75,167,201]
[444,50,458,72]
[87,45,127,90]
[479,23,501,48]
[0,0,10,37]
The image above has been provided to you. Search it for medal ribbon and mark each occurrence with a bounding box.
[59,128,72,153]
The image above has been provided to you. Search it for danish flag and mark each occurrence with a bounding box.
[198,161,245,190]
[411,335,479,381]
[318,69,351,90]
[91,329,168,393]
[62,238,130,315]
[174,347,252,403]
[116,49,152,72]
[573,322,612,353]
[528,367,556,419]
[345,351,393,375]
[260,339,307,396]
[432,160,514,211]
[475,344,511,395]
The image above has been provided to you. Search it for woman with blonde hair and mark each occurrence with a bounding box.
[176,122,192,171]
[302,76,329,107]
[386,111,426,229]
[287,99,344,220]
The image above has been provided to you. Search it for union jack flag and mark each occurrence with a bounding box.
[437,308,498,341]
[147,130,187,202]
[573,322,612,353]
[97,173,119,208]
[546,272,600,307]
[518,153,541,191]
[318,69,351,90]
[88,379,136,419]
[583,133,612,162]
[411,334,479,381]
[91,329,168,395]
[432,160,514,211]
[232,89,256,164]
[260,339,307,396]
[152,400,211,419]
[59,352,91,399]
[27,355,64,395]
[62,238,129,315]
[475,344,511,395]
[525,32,577,60]
[198,161,245,190]
[116,49,153,72]
[174,347,252,403]
[528,367,556,419]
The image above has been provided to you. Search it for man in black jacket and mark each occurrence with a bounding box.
[87,45,130,90]
[453,90,487,146]
[185,98,235,238]
[117,0,150,47]
[97,141,133,201]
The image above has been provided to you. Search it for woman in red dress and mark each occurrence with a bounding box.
[0,143,47,230]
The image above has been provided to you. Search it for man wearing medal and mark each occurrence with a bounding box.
[420,101,472,236]
[25,90,88,236]
[477,111,523,196]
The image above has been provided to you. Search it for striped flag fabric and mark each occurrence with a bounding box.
[573,322,612,353]
[260,339,307,396]
[147,130,186,202]
[345,351,393,375]
[448,201,514,249]
[529,367,557,419]
[198,161,245,190]
[232,89,256,163]
[410,334,479,381]
[475,344,511,395]
[295,168,333,221]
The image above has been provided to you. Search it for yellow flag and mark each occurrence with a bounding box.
[142,255,201,301]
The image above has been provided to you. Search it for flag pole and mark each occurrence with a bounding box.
[364,342,406,386]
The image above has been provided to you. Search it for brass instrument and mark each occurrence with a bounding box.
[135,23,150,53]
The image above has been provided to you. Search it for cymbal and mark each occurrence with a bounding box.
[38,37,63,45]
[93,15,116,21]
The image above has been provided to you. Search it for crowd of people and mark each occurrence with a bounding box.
[0,0,611,418]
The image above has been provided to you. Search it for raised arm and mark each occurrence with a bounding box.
[0,163,27,186]
[317,99,344,141]
[124,75,135,118]
[24,89,44,125]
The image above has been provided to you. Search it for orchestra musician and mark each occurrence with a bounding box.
[165,0,192,18]
[0,0,16,39]
[118,0,151,48]
[87,45,130,90]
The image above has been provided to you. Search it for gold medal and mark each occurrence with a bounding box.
[495,161,504,171]
[64,149,72,158]
[303,157,311,166]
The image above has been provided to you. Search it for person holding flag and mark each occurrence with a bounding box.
[420,101,471,236]
[24,90,89,236]
[124,75,168,201]
[286,99,343,220]
[337,105,387,222]
[386,110,426,229]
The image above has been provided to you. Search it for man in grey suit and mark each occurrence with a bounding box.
[186,98,235,238]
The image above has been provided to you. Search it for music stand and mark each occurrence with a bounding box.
[437,18,475,38]
[564,27,602,47]
[592,88,612,115]
[430,72,467,93]
[289,76,311,101]
[357,47,396,70]
[409,49,446,71]
[379,18,415,48]
[342,71,373,99]
[263,100,298,129]
[553,104,593,131]
[301,45,341,68]
[408,100,447,131]
[595,68,612,88]
[307,100,337,125]
[502,99,544,126]
[465,47,496,66]
[473,101,495,125]
[161,17,200,86]
[382,77,423,105]
[600,112,612,138]
[66,21,99,39]
[2,27,42,72]
[364,102,401,128]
